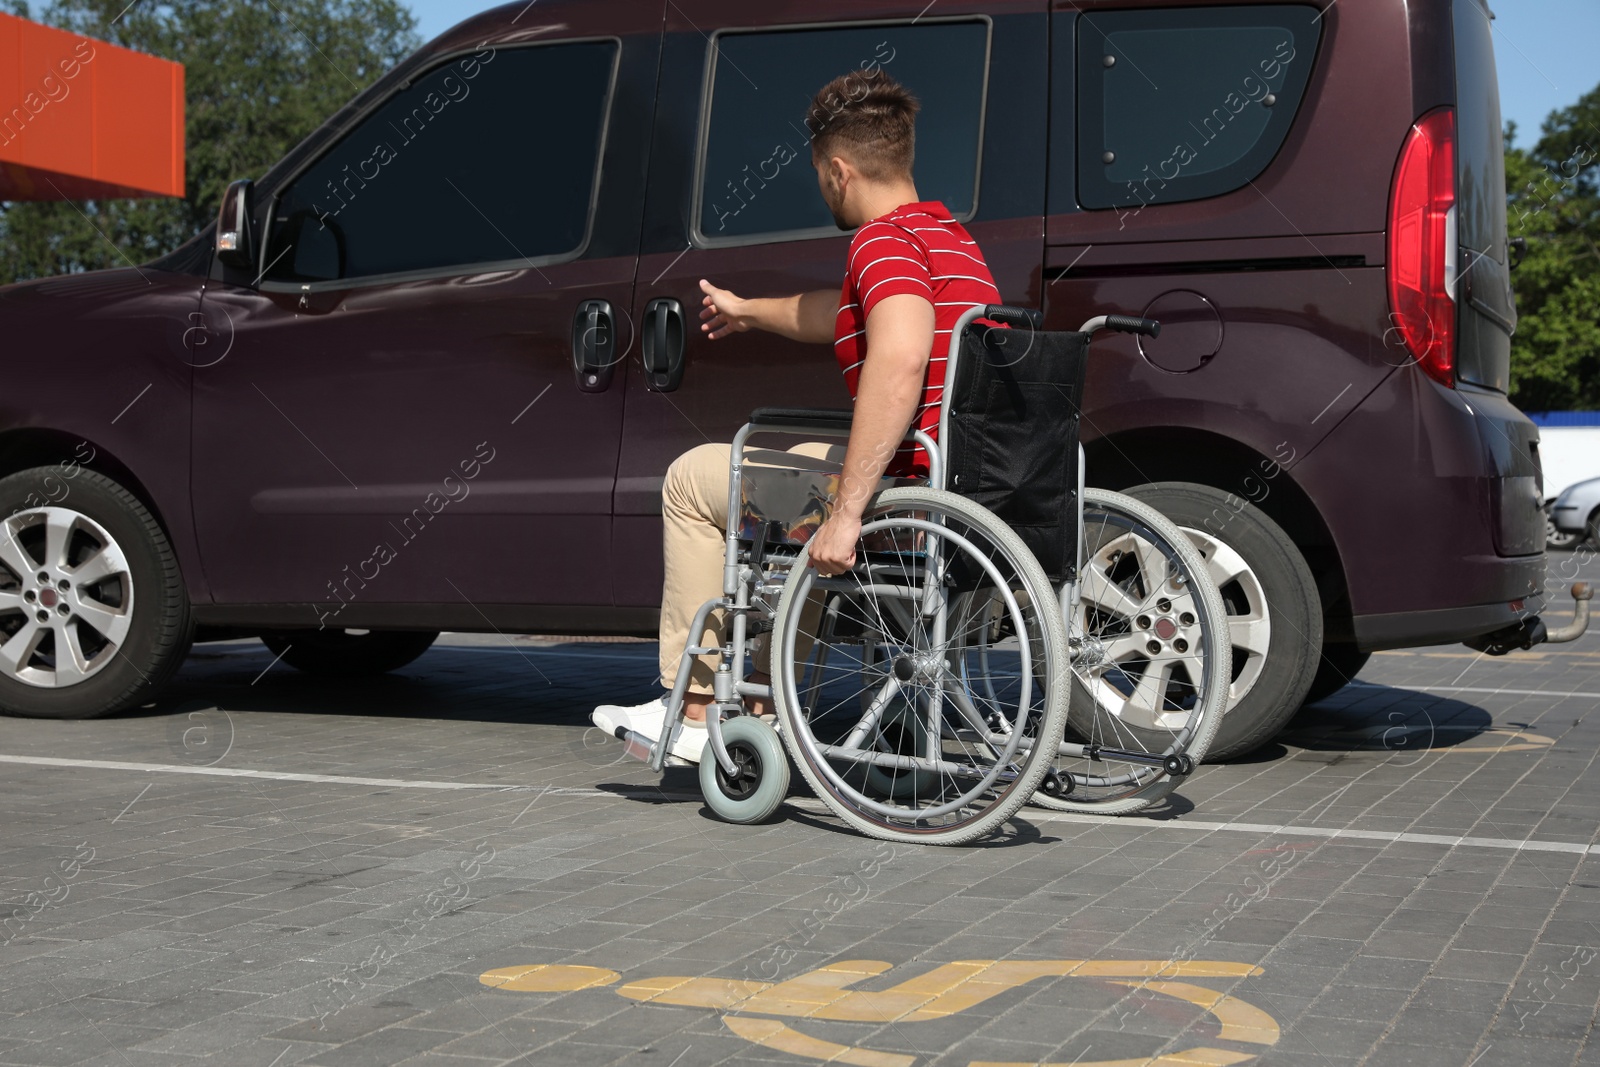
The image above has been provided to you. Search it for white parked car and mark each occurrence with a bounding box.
[1551,476,1600,547]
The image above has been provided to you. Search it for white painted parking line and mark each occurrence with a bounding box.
[1349,682,1600,700]
[7,753,1594,857]
[203,642,655,663]
[0,753,604,794]
[436,646,654,661]
[1023,809,1597,855]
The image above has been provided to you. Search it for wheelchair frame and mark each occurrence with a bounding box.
[619,304,1213,797]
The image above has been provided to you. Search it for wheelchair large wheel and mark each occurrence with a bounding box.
[1037,488,1230,812]
[772,487,1068,845]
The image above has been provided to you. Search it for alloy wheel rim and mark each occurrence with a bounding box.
[1075,526,1208,732]
[0,507,135,688]
[1179,527,1269,709]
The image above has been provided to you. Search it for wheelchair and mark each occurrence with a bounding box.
[613,304,1231,845]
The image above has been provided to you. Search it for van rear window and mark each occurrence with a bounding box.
[696,20,989,245]
[1071,5,1321,212]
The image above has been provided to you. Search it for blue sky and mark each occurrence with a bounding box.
[406,0,1599,144]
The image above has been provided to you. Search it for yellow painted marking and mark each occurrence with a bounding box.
[974,1050,1254,1067]
[618,975,767,1008]
[478,964,619,992]
[1109,981,1280,1045]
[485,959,1281,1066]
[1287,725,1555,755]
[1450,728,1555,753]
[724,1016,915,1067]
[1075,962,1264,979]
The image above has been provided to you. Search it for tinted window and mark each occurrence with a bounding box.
[266,41,617,284]
[1453,0,1507,258]
[1073,6,1320,211]
[697,21,988,243]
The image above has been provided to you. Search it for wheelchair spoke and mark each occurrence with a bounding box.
[773,490,1069,841]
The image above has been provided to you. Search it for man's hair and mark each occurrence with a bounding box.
[805,69,920,181]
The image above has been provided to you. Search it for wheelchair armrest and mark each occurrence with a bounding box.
[748,407,855,432]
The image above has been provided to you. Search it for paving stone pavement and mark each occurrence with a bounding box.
[2,554,1599,1067]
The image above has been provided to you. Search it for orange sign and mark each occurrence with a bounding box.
[0,12,184,200]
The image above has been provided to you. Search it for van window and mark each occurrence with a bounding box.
[1072,6,1320,212]
[1453,0,1507,260]
[264,41,618,284]
[696,21,989,245]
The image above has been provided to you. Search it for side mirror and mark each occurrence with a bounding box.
[1509,236,1528,272]
[216,179,255,270]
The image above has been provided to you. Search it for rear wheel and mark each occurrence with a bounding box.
[1033,489,1230,813]
[259,629,438,678]
[0,467,192,719]
[772,487,1068,845]
[1124,483,1323,760]
[1302,642,1371,706]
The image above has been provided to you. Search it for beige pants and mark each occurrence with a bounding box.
[660,439,860,695]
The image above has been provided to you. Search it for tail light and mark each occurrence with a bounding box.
[1388,107,1458,386]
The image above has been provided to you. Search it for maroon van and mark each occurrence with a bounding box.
[0,0,1541,756]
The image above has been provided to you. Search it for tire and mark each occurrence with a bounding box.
[1124,482,1323,760]
[773,486,1069,846]
[699,716,789,824]
[1546,505,1579,551]
[1302,642,1372,707]
[0,467,192,719]
[260,629,439,678]
[1033,488,1231,814]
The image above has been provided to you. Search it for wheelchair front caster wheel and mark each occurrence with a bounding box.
[699,716,789,825]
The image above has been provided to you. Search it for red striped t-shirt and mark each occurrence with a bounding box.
[834,201,1002,477]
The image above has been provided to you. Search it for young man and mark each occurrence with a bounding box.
[591,69,1002,762]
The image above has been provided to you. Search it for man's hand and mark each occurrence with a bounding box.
[699,280,756,340]
[808,511,862,577]
[698,281,839,343]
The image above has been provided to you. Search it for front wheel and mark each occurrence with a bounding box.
[1546,504,1580,551]
[259,629,439,678]
[0,467,192,719]
[699,716,789,824]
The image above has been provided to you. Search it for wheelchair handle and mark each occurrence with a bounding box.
[983,304,1044,329]
[1099,314,1162,338]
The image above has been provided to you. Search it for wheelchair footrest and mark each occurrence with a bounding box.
[614,726,657,766]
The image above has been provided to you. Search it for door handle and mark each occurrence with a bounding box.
[642,297,686,393]
[571,299,616,393]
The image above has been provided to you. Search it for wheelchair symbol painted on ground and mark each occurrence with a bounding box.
[480,958,1280,1066]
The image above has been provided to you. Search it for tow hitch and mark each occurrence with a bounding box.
[1464,582,1593,656]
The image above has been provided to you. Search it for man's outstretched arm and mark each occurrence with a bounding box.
[699,280,837,344]
[807,293,937,576]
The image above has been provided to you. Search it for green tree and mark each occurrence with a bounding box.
[1505,83,1600,412]
[0,0,419,285]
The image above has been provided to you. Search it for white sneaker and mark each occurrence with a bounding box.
[672,721,708,764]
[590,697,708,765]
[591,696,669,740]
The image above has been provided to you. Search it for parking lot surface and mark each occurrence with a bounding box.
[3,555,1600,1067]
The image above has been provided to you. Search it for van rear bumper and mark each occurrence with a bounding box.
[1345,579,1545,651]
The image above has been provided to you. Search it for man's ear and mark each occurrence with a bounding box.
[829,155,852,191]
